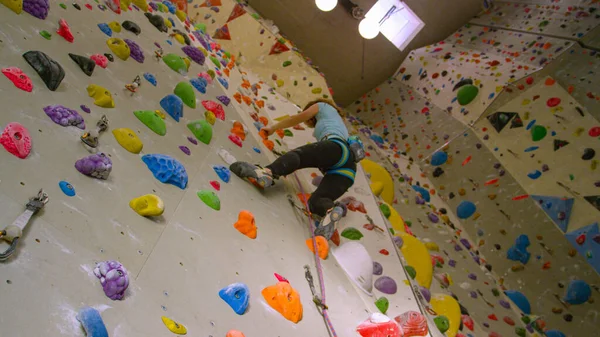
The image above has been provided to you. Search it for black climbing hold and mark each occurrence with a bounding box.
[122,21,141,35]
[558,282,565,288]
[459,303,469,315]
[554,139,569,151]
[449,192,455,199]
[563,313,573,322]
[453,78,474,92]
[485,264,492,272]
[494,244,501,250]
[22,51,65,91]
[487,112,517,132]
[582,148,595,160]
[433,167,444,177]
[173,29,191,45]
[439,208,447,214]
[441,70,448,77]
[68,53,95,76]
[145,13,168,33]
[73,3,81,10]
[104,53,114,62]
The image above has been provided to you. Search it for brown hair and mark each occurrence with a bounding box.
[303,98,345,118]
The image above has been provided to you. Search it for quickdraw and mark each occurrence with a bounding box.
[304,265,328,312]
[81,115,109,149]
[0,189,48,261]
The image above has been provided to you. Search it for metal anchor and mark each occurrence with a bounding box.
[0,189,48,261]
[81,115,109,149]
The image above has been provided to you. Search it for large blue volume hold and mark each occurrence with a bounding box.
[160,94,184,122]
[219,283,250,315]
[142,154,188,189]
[506,234,531,264]
[76,307,109,337]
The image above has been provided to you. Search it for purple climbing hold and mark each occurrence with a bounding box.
[448,259,456,267]
[454,244,463,251]
[179,146,191,155]
[499,300,511,309]
[80,105,91,113]
[44,105,86,129]
[75,153,112,179]
[94,260,129,300]
[469,291,478,298]
[188,136,198,145]
[467,273,477,280]
[216,95,230,106]
[420,287,431,302]
[373,262,383,275]
[124,39,145,63]
[428,213,439,223]
[374,276,397,294]
[393,236,404,249]
[182,45,205,65]
[23,0,50,19]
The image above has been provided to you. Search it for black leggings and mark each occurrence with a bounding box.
[266,140,356,217]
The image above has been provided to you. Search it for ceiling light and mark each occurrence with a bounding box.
[358,17,380,39]
[315,0,338,12]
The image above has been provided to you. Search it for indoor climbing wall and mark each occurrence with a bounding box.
[0,1,444,337]
[347,9,600,337]
[187,0,331,107]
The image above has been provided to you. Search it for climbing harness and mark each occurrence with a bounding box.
[81,115,109,149]
[292,173,338,337]
[0,189,48,261]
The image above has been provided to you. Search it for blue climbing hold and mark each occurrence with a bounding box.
[76,307,109,337]
[253,147,261,153]
[370,134,384,144]
[143,73,157,86]
[163,0,177,13]
[190,77,207,94]
[166,40,173,46]
[526,119,536,131]
[98,23,112,37]
[253,122,264,131]
[218,283,250,315]
[213,165,231,183]
[218,77,229,89]
[507,234,531,264]
[545,330,566,337]
[412,185,430,202]
[504,290,531,314]
[59,181,76,197]
[527,170,542,179]
[524,146,539,152]
[564,279,592,305]
[456,200,476,219]
[160,94,184,122]
[430,151,448,166]
[142,154,188,189]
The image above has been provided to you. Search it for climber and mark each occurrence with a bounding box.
[230,99,364,240]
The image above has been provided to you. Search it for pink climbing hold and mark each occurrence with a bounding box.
[90,54,109,68]
[274,273,289,283]
[546,97,561,107]
[2,67,33,92]
[57,19,74,43]
[228,134,242,147]
[0,122,32,159]
[202,100,225,120]
[209,180,220,191]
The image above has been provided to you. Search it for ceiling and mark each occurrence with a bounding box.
[246,0,485,107]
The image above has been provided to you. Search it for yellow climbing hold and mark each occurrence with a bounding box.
[112,128,143,153]
[430,294,461,337]
[276,79,284,87]
[183,57,191,71]
[1,0,23,14]
[120,0,131,11]
[87,84,115,108]
[108,21,122,33]
[397,232,432,289]
[425,242,440,252]
[361,158,394,204]
[161,316,187,335]
[173,34,185,45]
[131,0,148,11]
[164,17,173,28]
[205,111,216,125]
[106,38,130,61]
[311,88,322,94]
[175,9,187,22]
[155,109,166,119]
[130,194,165,217]
[371,181,384,197]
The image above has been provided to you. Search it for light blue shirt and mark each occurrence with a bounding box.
[313,102,349,141]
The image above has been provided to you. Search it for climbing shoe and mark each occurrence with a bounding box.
[230,161,274,188]
[314,205,344,240]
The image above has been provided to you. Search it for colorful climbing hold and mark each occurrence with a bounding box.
[197,190,220,210]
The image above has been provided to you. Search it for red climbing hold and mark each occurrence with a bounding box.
[228,134,242,147]
[379,249,390,256]
[1,122,32,159]
[105,0,121,14]
[484,178,499,186]
[589,126,600,137]
[90,54,108,68]
[576,233,586,245]
[488,314,498,321]
[331,229,340,246]
[85,3,93,9]
[57,19,74,43]
[461,156,472,166]
[546,97,561,107]
[503,316,515,326]
[512,194,529,201]
[201,100,225,120]
[526,77,534,85]
[1,67,33,92]
[209,180,220,191]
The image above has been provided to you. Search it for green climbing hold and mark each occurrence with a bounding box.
[405,220,412,227]
[539,20,549,28]
[59,3,67,9]
[374,297,389,314]
[491,288,500,297]
[380,204,391,218]
[210,56,221,69]
[521,316,531,324]
[251,13,260,20]
[341,227,363,240]
[294,80,298,86]
[389,228,395,235]
[39,30,52,40]
[398,177,405,182]
[163,54,187,74]
[134,110,167,136]
[197,190,220,210]
[224,51,231,59]
[323,95,329,99]
[434,315,450,334]
[275,139,281,146]
[187,120,212,145]
[174,82,196,108]
[207,70,215,79]
[405,266,416,279]
[195,23,206,33]
[515,327,526,337]
[457,84,479,105]
[283,129,293,137]
[569,174,574,181]
[531,125,547,141]
[282,61,292,67]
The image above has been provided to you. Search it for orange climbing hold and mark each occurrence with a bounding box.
[545,78,556,86]
[234,210,257,239]
[331,229,340,246]
[296,193,310,204]
[262,282,303,323]
[263,139,274,151]
[259,116,269,126]
[276,129,285,138]
[233,92,242,103]
[242,95,252,105]
[226,330,245,337]
[230,121,246,141]
[256,100,265,108]
[306,236,329,259]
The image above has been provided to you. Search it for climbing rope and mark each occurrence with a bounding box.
[291,173,338,337]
